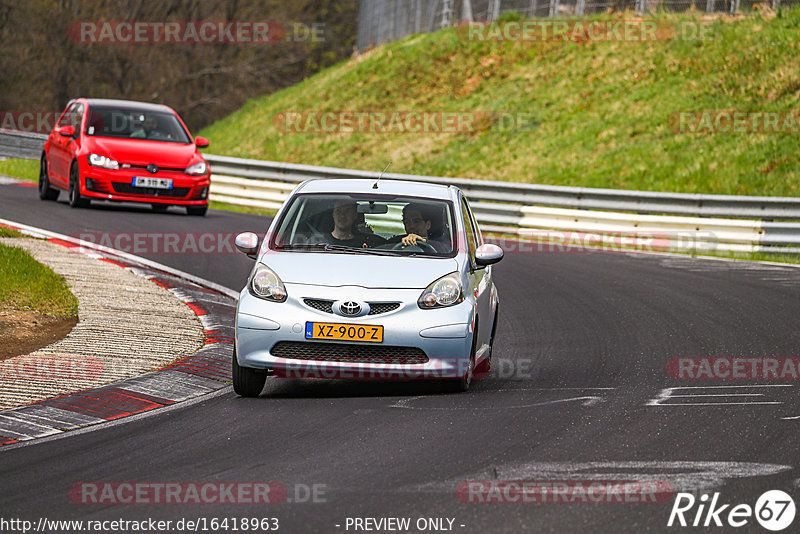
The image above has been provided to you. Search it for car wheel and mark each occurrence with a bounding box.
[487,306,499,362]
[232,343,267,397]
[68,163,89,208]
[38,155,59,201]
[151,203,169,213]
[186,205,208,216]
[444,319,477,393]
[474,309,498,380]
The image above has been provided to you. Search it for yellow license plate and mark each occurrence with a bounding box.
[305,322,383,343]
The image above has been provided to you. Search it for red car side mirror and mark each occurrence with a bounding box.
[195,136,210,149]
[57,125,75,137]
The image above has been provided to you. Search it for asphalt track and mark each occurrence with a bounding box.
[2,182,800,533]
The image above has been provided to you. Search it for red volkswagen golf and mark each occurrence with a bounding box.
[39,98,211,216]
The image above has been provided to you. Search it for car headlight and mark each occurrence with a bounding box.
[418,272,463,309]
[88,153,119,170]
[249,264,287,302]
[185,161,207,175]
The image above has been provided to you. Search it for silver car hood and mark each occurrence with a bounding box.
[258,251,460,289]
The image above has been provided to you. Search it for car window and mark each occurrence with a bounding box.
[72,104,84,132]
[57,103,80,129]
[270,193,457,257]
[84,106,191,143]
[461,197,477,261]
[463,196,483,246]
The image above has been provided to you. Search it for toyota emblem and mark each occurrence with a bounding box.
[341,301,361,316]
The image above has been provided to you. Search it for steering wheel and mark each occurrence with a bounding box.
[391,239,437,253]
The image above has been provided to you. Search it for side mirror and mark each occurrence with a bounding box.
[475,243,504,266]
[195,136,210,149]
[57,125,75,138]
[235,232,260,259]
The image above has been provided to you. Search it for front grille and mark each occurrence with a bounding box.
[368,302,400,315]
[271,341,429,364]
[125,163,186,173]
[304,299,333,313]
[303,299,400,315]
[112,183,191,198]
[85,178,110,193]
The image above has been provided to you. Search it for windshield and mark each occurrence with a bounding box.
[84,106,191,143]
[270,193,457,257]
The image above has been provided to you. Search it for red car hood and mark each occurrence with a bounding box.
[90,137,199,168]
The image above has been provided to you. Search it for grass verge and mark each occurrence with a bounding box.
[0,226,24,238]
[200,7,800,197]
[0,158,38,182]
[209,200,277,216]
[0,242,78,316]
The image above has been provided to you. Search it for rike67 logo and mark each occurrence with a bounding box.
[668,490,796,531]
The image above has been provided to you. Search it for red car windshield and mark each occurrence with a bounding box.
[84,106,191,143]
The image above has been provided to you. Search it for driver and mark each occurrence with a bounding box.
[324,199,385,248]
[130,115,166,139]
[388,203,447,252]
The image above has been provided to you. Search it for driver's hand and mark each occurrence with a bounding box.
[401,233,426,246]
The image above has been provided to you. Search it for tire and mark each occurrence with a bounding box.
[474,308,498,380]
[38,155,59,201]
[443,319,478,393]
[487,306,499,363]
[68,162,89,208]
[232,343,267,397]
[151,203,169,213]
[186,204,208,216]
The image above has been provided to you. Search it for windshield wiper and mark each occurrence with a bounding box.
[281,243,401,256]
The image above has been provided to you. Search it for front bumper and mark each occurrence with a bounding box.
[235,282,475,380]
[80,165,210,206]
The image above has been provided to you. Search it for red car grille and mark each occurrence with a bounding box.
[125,163,186,173]
[85,178,111,194]
[112,183,191,198]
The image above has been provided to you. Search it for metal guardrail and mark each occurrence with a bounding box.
[204,154,800,220]
[2,129,799,254]
[0,129,48,160]
[203,154,800,254]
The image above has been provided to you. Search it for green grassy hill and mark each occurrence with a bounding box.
[200,8,800,196]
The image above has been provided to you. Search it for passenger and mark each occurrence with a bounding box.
[324,199,385,248]
[388,203,449,252]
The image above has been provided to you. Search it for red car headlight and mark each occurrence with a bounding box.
[88,153,119,170]
[185,162,207,175]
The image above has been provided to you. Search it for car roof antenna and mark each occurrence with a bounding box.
[373,162,391,189]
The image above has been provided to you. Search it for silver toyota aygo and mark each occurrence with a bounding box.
[233,178,503,396]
